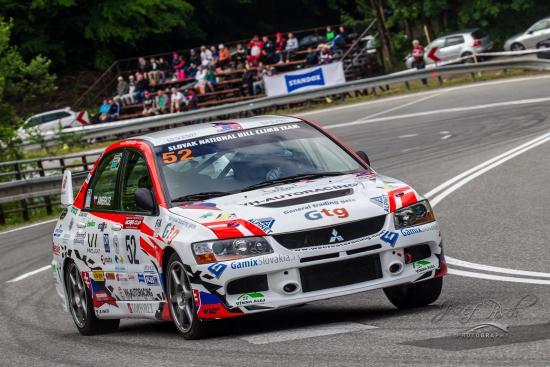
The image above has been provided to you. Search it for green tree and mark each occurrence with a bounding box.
[0,17,56,161]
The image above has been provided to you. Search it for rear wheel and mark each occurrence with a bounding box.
[511,42,525,51]
[166,253,207,339]
[461,52,474,63]
[65,261,119,335]
[383,277,443,309]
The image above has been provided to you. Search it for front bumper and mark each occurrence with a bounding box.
[191,217,445,318]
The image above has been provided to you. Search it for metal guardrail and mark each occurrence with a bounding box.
[3,58,550,224]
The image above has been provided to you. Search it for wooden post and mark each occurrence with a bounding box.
[37,160,52,215]
[82,155,88,171]
[14,162,29,221]
[0,204,4,225]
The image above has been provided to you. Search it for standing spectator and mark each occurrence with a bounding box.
[142,91,154,116]
[284,32,299,63]
[158,57,170,82]
[275,32,286,63]
[121,75,136,105]
[133,73,149,103]
[148,58,160,83]
[200,45,213,67]
[326,26,336,42]
[240,63,255,96]
[189,49,201,66]
[412,39,427,85]
[170,87,185,113]
[218,44,231,69]
[261,36,276,64]
[233,43,247,68]
[137,57,148,77]
[305,47,319,65]
[154,90,168,115]
[319,45,333,64]
[331,25,348,50]
[247,35,263,66]
[172,53,186,81]
[195,65,212,95]
[108,98,121,121]
[114,76,129,103]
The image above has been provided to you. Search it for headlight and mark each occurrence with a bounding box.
[393,200,435,229]
[192,237,273,264]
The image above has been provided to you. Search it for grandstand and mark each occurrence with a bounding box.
[74,24,381,122]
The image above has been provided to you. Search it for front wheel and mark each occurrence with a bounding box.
[65,261,119,335]
[511,43,525,51]
[383,277,443,309]
[166,253,207,339]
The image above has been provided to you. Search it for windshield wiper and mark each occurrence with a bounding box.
[172,191,232,203]
[239,172,346,192]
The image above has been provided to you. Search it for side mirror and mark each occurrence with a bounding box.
[135,188,156,213]
[528,30,534,34]
[356,150,370,166]
[60,169,74,206]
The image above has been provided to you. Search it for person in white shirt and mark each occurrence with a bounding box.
[284,32,299,63]
[200,45,213,67]
[170,87,186,113]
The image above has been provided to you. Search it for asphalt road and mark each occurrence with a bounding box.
[2,75,550,366]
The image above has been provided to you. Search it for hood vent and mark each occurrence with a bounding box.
[255,188,353,208]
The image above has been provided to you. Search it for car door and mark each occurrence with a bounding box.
[526,20,550,48]
[39,112,64,133]
[424,38,445,65]
[118,149,161,303]
[441,35,465,60]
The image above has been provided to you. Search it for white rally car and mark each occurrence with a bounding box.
[52,115,446,339]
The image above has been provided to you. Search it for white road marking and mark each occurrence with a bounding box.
[440,134,452,140]
[0,218,57,236]
[440,131,450,134]
[399,134,418,138]
[359,92,443,121]
[448,258,550,278]
[448,269,550,285]
[7,265,50,283]
[326,96,550,129]
[240,322,378,345]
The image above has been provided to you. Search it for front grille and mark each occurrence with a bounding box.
[226,275,268,295]
[273,215,386,249]
[300,254,382,292]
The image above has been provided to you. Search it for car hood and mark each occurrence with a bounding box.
[168,170,421,237]
[505,33,523,43]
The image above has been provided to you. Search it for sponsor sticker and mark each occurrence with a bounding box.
[412,259,436,273]
[248,217,275,234]
[92,271,105,281]
[124,216,144,229]
[207,263,227,279]
[236,292,266,306]
[380,231,399,246]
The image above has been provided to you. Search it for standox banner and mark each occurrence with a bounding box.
[264,61,346,97]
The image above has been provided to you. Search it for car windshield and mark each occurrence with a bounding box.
[155,121,364,203]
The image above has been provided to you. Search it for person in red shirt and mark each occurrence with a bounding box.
[274,32,286,63]
[412,40,427,85]
[247,35,264,66]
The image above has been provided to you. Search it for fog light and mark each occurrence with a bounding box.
[283,283,298,293]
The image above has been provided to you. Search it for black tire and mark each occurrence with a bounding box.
[166,252,207,339]
[383,277,443,309]
[64,261,120,335]
[511,43,525,51]
[461,52,474,63]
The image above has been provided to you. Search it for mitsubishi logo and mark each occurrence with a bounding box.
[329,229,344,243]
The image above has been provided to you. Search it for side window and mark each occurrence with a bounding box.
[85,151,123,210]
[42,113,61,123]
[529,21,547,32]
[430,38,445,49]
[26,116,43,127]
[57,111,71,119]
[445,36,464,47]
[121,151,153,212]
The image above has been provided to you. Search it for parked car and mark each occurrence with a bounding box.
[424,28,493,65]
[504,17,550,51]
[53,115,446,339]
[18,107,87,138]
[536,37,550,59]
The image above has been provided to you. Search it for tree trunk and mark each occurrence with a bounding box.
[370,0,396,68]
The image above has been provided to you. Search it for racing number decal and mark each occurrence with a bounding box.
[162,149,193,164]
[125,235,140,264]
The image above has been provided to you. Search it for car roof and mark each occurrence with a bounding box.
[135,115,304,146]
[29,108,73,118]
[443,28,481,37]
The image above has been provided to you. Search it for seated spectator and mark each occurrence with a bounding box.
[185,89,198,110]
[121,75,136,105]
[319,45,333,64]
[253,62,269,95]
[99,99,111,122]
[275,32,286,63]
[186,62,198,79]
[200,45,213,67]
[158,57,170,83]
[326,26,336,42]
[305,47,319,65]
[205,66,217,88]
[331,25,348,50]
[137,57,148,77]
[240,63,255,96]
[148,58,160,83]
[218,44,231,69]
[247,35,263,66]
[195,65,213,95]
[132,72,149,103]
[170,87,186,113]
[284,32,299,63]
[108,98,121,121]
[233,43,247,68]
[154,90,168,115]
[189,48,201,66]
[114,76,129,103]
[142,91,154,116]
[209,45,219,66]
[172,53,186,81]
[261,36,276,64]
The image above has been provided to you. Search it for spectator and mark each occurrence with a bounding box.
[200,45,213,67]
[331,25,348,50]
[209,45,219,66]
[137,57,148,77]
[261,36,276,64]
[189,48,201,66]
[133,73,149,103]
[275,32,286,63]
[154,90,168,115]
[284,32,299,63]
[233,43,247,68]
[185,89,198,110]
[218,44,231,69]
[170,87,185,113]
[158,57,170,83]
[108,98,121,121]
[195,65,212,94]
[319,45,333,64]
[305,47,319,65]
[326,26,336,42]
[253,62,269,95]
[142,91,154,116]
[172,53,186,81]
[240,63,255,96]
[186,62,198,79]
[247,35,263,66]
[411,39,427,85]
[99,99,111,122]
[205,66,217,89]
[114,76,129,103]
[121,75,136,105]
